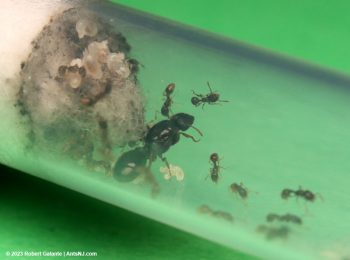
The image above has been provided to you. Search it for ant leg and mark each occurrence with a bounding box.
[207,81,213,93]
[316,192,324,202]
[180,132,200,142]
[192,90,203,98]
[143,159,160,197]
[159,155,172,175]
[303,203,310,216]
[191,125,203,136]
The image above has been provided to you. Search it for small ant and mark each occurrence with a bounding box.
[230,182,248,200]
[161,83,175,118]
[206,153,222,183]
[266,213,302,225]
[127,58,142,74]
[257,225,290,240]
[281,186,320,202]
[197,204,234,223]
[191,82,228,108]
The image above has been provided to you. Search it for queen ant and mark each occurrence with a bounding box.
[113,113,202,185]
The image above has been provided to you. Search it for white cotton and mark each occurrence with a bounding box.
[76,19,98,39]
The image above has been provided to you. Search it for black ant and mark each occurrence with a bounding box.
[161,83,175,118]
[197,205,234,223]
[127,58,142,74]
[281,186,321,202]
[266,213,302,225]
[256,225,290,240]
[113,113,202,183]
[206,153,222,183]
[191,82,228,108]
[230,182,248,200]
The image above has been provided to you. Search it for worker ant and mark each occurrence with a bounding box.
[191,82,228,108]
[197,204,234,223]
[113,113,202,183]
[206,153,223,183]
[230,182,248,200]
[266,213,302,225]
[127,58,142,74]
[281,186,321,202]
[161,83,175,118]
[256,225,290,240]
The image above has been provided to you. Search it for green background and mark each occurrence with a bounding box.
[2,1,349,259]
[113,0,350,75]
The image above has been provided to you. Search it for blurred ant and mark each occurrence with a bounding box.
[256,225,290,240]
[206,153,223,183]
[127,58,143,74]
[161,83,175,118]
[191,82,228,108]
[266,213,302,225]
[212,210,234,223]
[230,182,248,200]
[281,186,322,202]
[197,204,234,223]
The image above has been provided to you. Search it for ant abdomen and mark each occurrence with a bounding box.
[113,147,148,182]
[191,96,200,106]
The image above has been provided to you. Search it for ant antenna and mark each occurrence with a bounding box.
[207,81,213,92]
[191,125,203,136]
[180,132,200,142]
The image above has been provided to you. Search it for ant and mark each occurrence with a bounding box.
[161,83,175,118]
[256,225,290,240]
[191,82,228,108]
[197,205,234,223]
[281,186,321,202]
[266,213,302,225]
[230,182,248,200]
[127,58,142,74]
[206,153,222,183]
[113,113,202,183]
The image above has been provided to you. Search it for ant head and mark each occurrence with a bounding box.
[230,183,238,192]
[164,83,175,96]
[191,97,200,105]
[266,213,278,222]
[304,191,315,201]
[281,189,292,199]
[128,59,139,73]
[170,113,194,131]
[210,153,219,163]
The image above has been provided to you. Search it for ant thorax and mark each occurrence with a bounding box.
[208,92,220,102]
